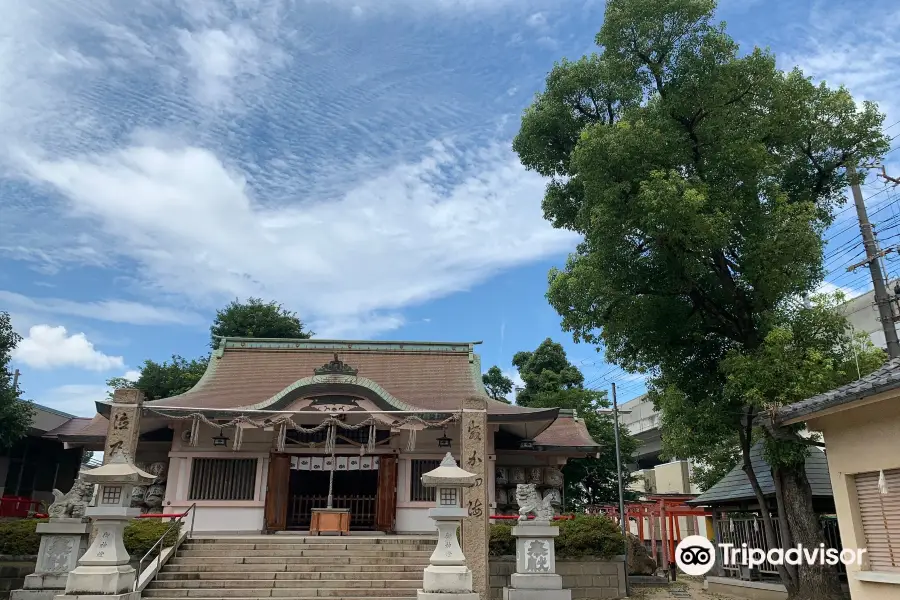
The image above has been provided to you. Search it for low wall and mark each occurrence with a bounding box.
[489,557,627,599]
[0,556,36,600]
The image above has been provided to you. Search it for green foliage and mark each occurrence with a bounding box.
[0,519,45,555]
[107,355,209,401]
[123,519,181,557]
[0,519,180,556]
[489,522,515,556]
[512,339,584,407]
[511,339,638,506]
[0,311,34,450]
[489,516,625,559]
[482,366,514,403]
[210,297,313,348]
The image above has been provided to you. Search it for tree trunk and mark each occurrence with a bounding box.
[776,464,845,600]
[737,413,797,593]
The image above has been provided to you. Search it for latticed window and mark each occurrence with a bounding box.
[410,459,441,502]
[855,469,900,572]
[189,458,258,501]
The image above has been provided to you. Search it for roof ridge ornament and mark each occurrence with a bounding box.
[315,353,359,376]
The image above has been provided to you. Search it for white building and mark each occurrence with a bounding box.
[840,288,900,350]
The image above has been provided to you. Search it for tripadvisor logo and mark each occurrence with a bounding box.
[674,535,867,576]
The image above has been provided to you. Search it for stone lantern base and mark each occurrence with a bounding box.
[10,519,90,600]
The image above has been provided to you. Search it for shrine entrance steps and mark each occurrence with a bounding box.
[142,536,436,600]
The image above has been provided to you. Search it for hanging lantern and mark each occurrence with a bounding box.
[212,428,229,447]
[437,427,452,448]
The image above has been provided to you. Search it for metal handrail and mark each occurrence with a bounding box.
[134,503,196,591]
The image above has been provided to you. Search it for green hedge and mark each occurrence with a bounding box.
[0,519,181,557]
[489,515,625,560]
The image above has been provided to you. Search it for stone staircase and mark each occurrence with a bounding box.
[143,536,436,600]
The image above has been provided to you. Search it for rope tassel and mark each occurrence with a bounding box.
[189,416,200,447]
[276,423,288,452]
[367,423,376,454]
[879,470,889,495]
[324,422,337,455]
[233,422,245,451]
[406,427,417,452]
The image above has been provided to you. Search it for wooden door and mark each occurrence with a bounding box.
[264,454,291,533]
[375,455,398,533]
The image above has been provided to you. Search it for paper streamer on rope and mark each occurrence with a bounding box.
[189,416,201,447]
[406,427,417,452]
[367,422,376,453]
[879,470,889,495]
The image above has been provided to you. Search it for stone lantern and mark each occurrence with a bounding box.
[417,452,478,600]
[57,451,154,600]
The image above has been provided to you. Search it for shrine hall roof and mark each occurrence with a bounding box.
[63,338,601,451]
[141,338,519,412]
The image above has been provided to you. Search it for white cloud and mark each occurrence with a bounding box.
[123,369,141,381]
[12,325,125,371]
[526,12,546,27]
[36,384,108,416]
[0,290,203,326]
[17,139,576,336]
[781,2,900,120]
[0,0,578,338]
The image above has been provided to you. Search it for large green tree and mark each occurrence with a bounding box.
[0,312,33,450]
[109,298,312,400]
[210,297,313,348]
[482,366,514,403]
[513,339,639,507]
[107,355,210,401]
[513,0,888,597]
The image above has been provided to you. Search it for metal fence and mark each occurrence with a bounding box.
[713,515,845,579]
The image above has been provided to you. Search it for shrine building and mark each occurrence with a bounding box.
[59,338,600,534]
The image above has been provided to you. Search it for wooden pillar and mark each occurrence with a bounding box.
[461,397,488,599]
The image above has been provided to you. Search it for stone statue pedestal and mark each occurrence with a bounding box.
[502,521,571,600]
[10,519,90,600]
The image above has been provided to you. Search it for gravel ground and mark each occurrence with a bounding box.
[628,576,737,599]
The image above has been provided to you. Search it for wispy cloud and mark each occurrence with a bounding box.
[0,0,578,337]
[0,290,204,326]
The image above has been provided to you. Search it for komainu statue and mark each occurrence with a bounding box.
[514,483,554,522]
[48,477,94,519]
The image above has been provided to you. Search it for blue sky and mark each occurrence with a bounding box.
[2,0,900,416]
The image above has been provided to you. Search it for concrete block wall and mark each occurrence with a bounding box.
[0,557,36,600]
[489,557,626,599]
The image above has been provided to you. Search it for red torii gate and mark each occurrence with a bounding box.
[588,494,712,573]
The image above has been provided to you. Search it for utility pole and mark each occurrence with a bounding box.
[849,162,900,358]
[12,368,19,392]
[611,383,630,597]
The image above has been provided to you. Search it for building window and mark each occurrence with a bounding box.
[855,469,900,572]
[189,458,258,501]
[410,459,441,502]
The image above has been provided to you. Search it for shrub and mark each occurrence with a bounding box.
[0,518,181,558]
[489,522,515,556]
[0,519,45,555]
[488,515,625,560]
[123,519,182,558]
